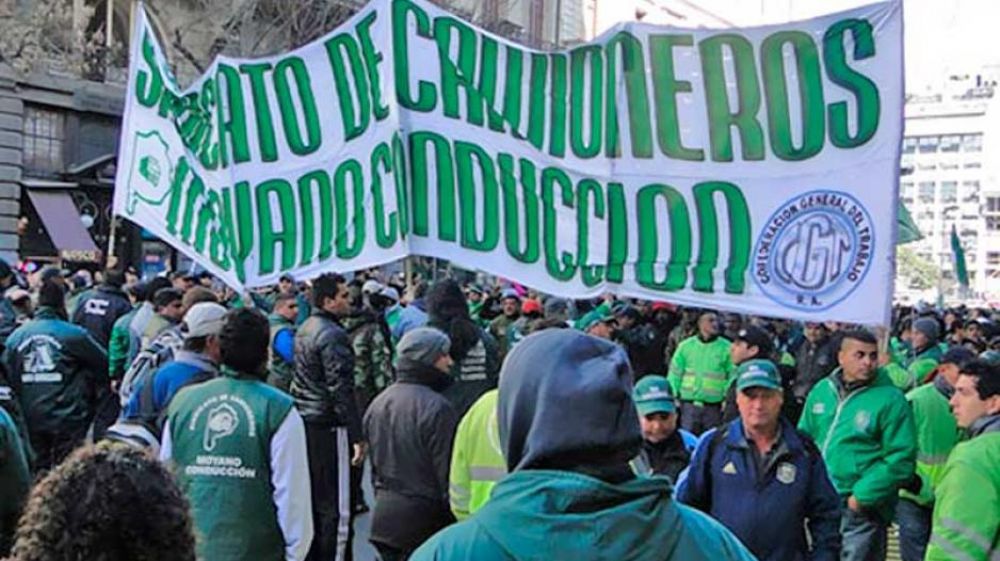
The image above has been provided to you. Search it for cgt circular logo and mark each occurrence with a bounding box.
[753,190,874,311]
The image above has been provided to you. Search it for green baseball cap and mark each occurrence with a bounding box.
[735,359,782,392]
[633,376,677,416]
[580,309,616,332]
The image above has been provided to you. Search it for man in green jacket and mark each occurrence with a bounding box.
[161,308,313,561]
[896,347,974,561]
[413,329,756,561]
[925,359,1000,561]
[798,329,917,561]
[267,292,299,392]
[886,318,944,391]
[668,311,733,434]
[0,406,30,556]
[2,281,109,471]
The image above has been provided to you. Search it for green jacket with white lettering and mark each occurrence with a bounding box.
[797,367,916,521]
[165,369,296,561]
[1,306,109,436]
[899,380,959,506]
[668,336,734,404]
[925,415,1000,561]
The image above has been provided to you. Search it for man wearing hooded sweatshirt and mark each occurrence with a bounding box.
[798,329,916,561]
[894,347,974,561]
[364,327,458,561]
[2,280,109,470]
[668,311,734,434]
[411,329,757,561]
[887,318,943,392]
[924,359,1000,561]
[161,308,313,561]
[426,280,499,417]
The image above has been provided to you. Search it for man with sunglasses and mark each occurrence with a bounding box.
[267,292,299,392]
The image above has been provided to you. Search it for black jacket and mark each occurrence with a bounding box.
[793,337,837,402]
[71,285,133,348]
[638,430,693,482]
[291,310,362,442]
[363,361,457,551]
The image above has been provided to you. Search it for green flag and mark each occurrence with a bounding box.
[897,203,922,245]
[950,224,969,287]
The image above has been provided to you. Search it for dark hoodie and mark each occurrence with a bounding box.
[363,350,458,552]
[427,280,499,416]
[410,330,757,561]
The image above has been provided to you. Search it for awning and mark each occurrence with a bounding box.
[25,189,101,262]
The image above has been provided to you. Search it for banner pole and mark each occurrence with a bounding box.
[106,216,118,268]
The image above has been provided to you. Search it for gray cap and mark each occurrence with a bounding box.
[396,327,451,370]
[183,302,227,339]
[544,297,569,320]
[913,317,940,342]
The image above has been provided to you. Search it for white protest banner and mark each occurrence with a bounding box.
[113,0,903,325]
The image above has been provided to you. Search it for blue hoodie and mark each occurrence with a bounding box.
[411,330,755,561]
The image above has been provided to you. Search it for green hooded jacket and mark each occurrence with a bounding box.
[900,380,960,506]
[925,416,1000,561]
[797,367,916,520]
[412,470,756,561]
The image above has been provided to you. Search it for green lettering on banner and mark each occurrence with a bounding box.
[691,182,751,293]
[606,182,628,283]
[297,170,335,264]
[255,179,297,275]
[273,57,322,155]
[636,184,691,291]
[408,131,455,240]
[824,18,880,148]
[436,17,484,126]
[197,80,220,169]
[548,53,568,158]
[194,190,221,254]
[478,36,506,132]
[232,181,256,284]
[180,171,205,245]
[165,157,189,237]
[333,159,366,259]
[570,46,604,159]
[700,34,765,162]
[650,35,704,161]
[326,33,372,142]
[135,32,162,108]
[501,46,525,137]
[210,187,234,270]
[762,31,825,161]
[540,167,576,281]
[355,11,391,121]
[497,154,540,264]
[392,0,437,111]
[526,53,548,151]
[391,133,409,238]
[371,142,398,248]
[576,179,605,287]
[454,141,500,251]
[239,63,279,162]
[604,32,652,158]
[215,63,251,167]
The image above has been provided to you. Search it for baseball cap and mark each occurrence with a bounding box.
[735,359,782,392]
[633,376,677,416]
[522,298,542,315]
[580,309,616,332]
[500,288,521,301]
[940,346,977,369]
[183,302,227,339]
[362,279,385,295]
[734,326,774,357]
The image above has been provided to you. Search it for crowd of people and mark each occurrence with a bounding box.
[0,258,998,561]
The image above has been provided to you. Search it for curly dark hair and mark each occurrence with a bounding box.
[9,442,196,561]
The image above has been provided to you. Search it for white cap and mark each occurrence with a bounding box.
[362,279,385,295]
[382,286,400,303]
[183,302,227,339]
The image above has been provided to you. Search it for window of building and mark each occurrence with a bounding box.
[986,196,1000,213]
[961,133,983,152]
[902,137,917,154]
[900,182,913,195]
[918,182,935,203]
[22,106,65,174]
[918,136,939,153]
[965,161,982,169]
[940,181,958,203]
[940,135,961,152]
[987,252,1000,266]
[940,161,959,170]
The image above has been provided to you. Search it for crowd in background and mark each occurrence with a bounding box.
[0,259,997,561]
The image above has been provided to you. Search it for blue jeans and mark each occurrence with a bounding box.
[841,506,887,561]
[895,499,931,561]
